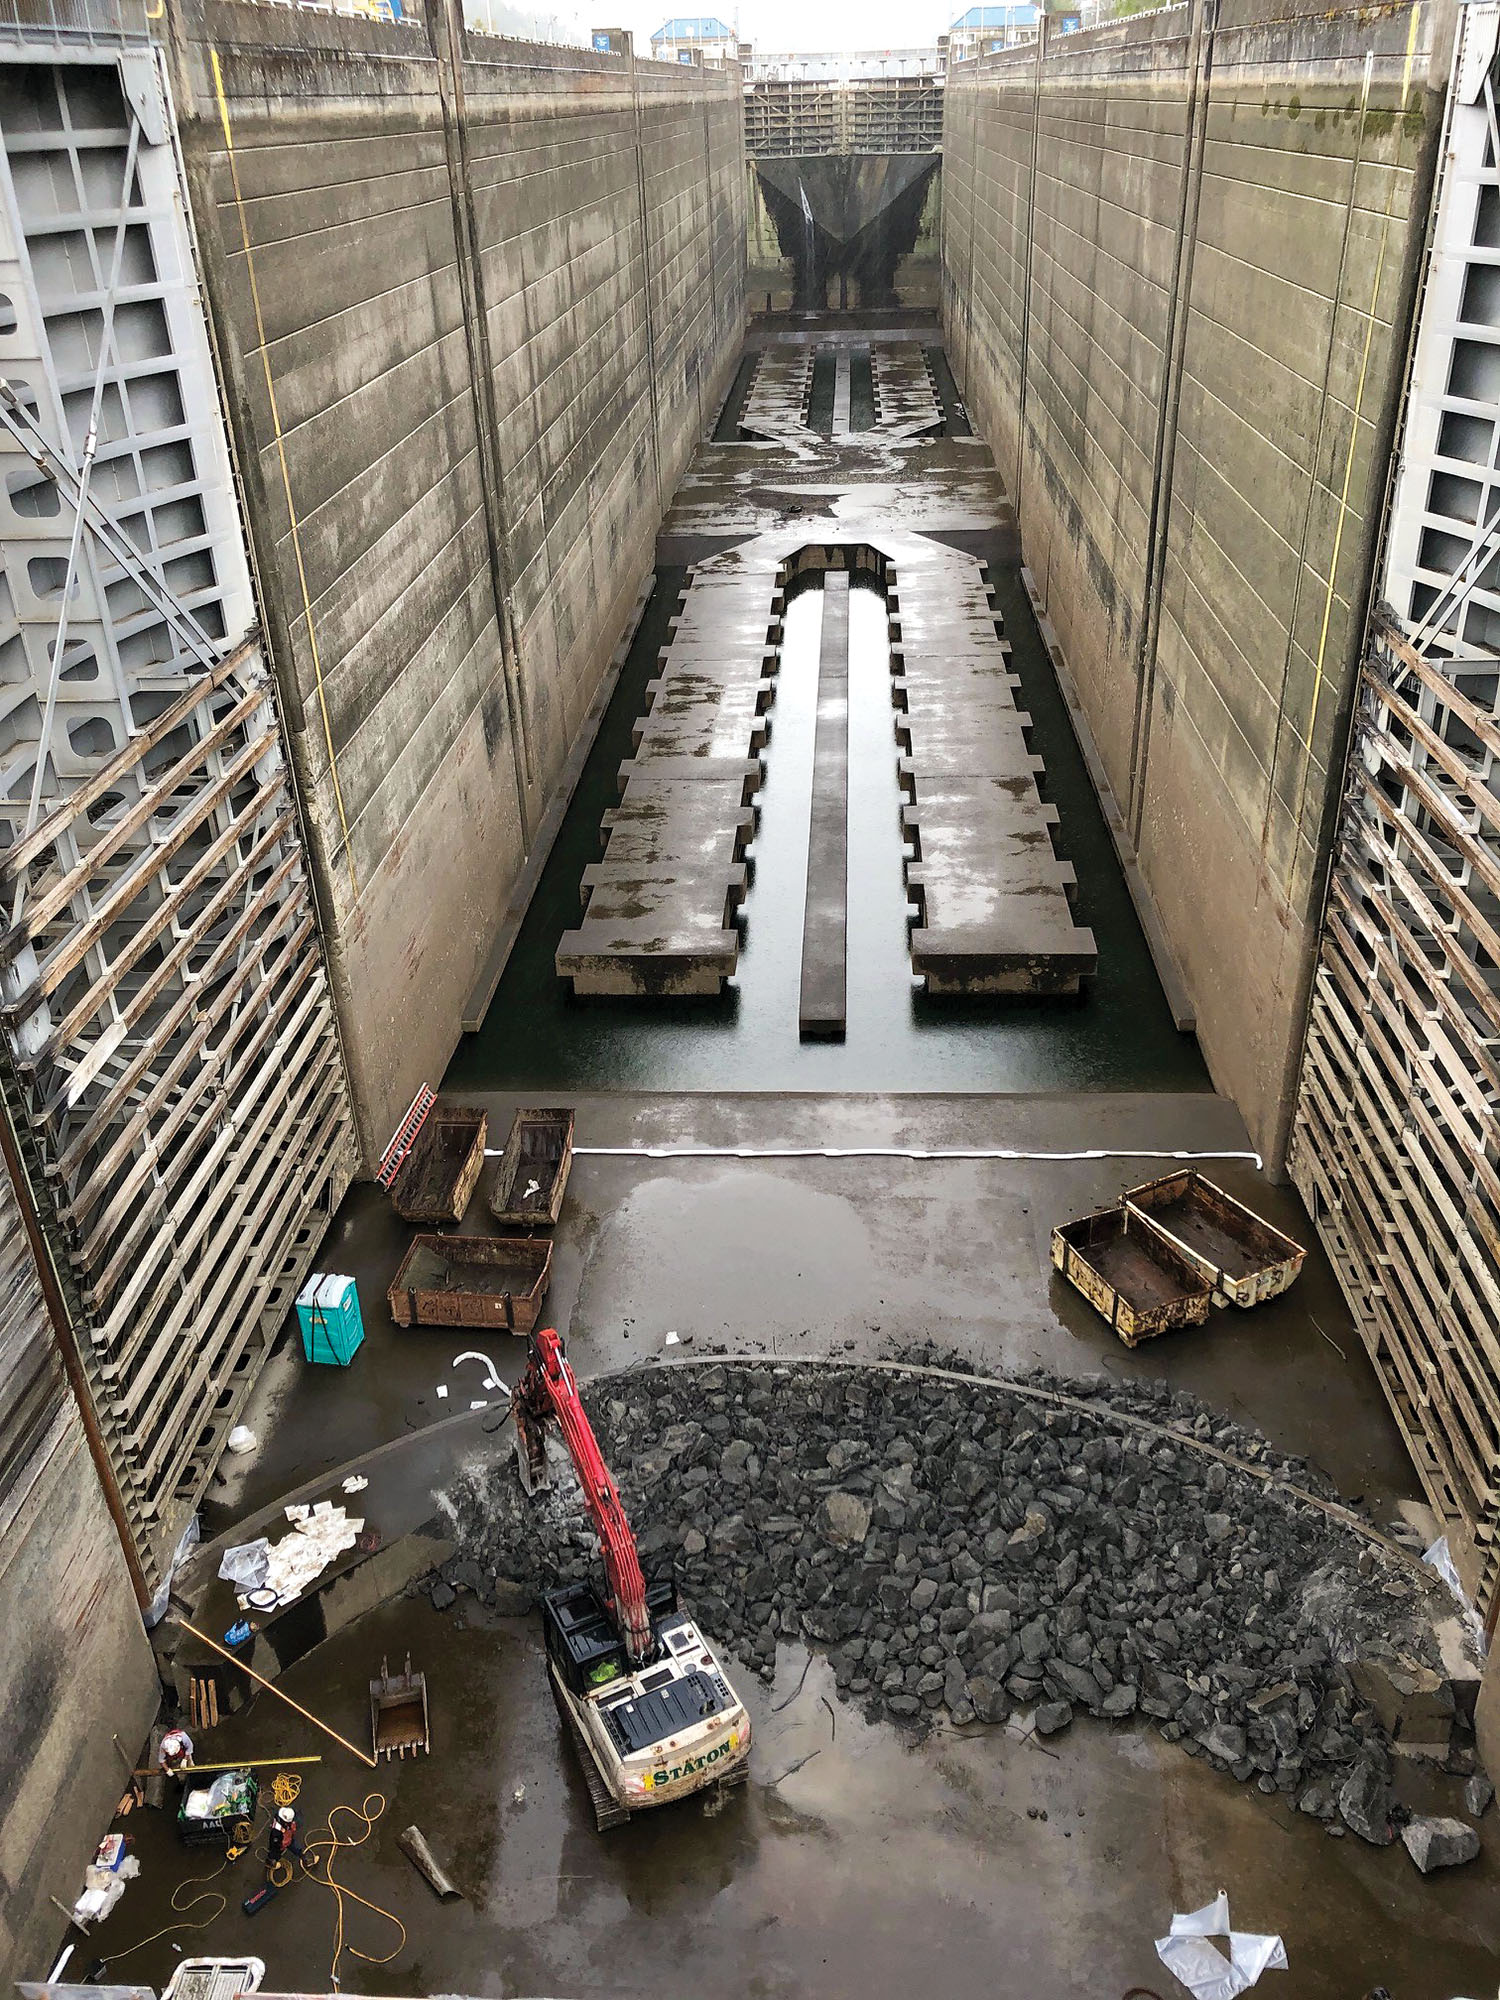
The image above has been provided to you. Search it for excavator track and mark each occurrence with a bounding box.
[551,1675,629,1832]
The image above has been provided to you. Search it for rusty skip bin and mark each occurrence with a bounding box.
[1051,1204,1213,1346]
[1122,1170,1306,1307]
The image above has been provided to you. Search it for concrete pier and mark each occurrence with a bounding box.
[557,566,783,994]
[871,342,942,436]
[892,558,1097,994]
[800,575,850,1036]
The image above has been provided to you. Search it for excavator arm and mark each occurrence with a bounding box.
[511,1328,653,1665]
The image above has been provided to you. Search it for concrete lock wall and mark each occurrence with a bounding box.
[941,0,1448,1167]
[163,0,747,1159]
[0,1156,158,1981]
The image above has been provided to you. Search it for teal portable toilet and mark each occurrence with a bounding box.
[296,1273,365,1365]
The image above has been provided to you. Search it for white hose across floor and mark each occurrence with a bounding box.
[484,1144,1264,1167]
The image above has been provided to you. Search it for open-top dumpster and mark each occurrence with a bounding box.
[390,1104,487,1224]
[1123,1171,1306,1306]
[388,1233,552,1332]
[1051,1205,1213,1346]
[489,1107,575,1228]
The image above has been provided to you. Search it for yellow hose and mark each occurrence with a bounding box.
[298,1792,406,1988]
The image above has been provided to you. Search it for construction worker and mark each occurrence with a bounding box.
[264,1804,303,1885]
[157,1727,194,1776]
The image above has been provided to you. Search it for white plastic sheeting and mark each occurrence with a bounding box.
[1155,1891,1287,2000]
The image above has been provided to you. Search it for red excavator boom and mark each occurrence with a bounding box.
[511,1328,653,1665]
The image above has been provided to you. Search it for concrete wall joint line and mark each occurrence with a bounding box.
[1014,17,1048,506]
[208,47,361,904]
[1260,46,1377,870]
[1126,0,1219,847]
[426,0,534,831]
[629,44,665,512]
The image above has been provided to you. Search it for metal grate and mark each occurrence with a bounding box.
[1290,12,1500,1625]
[0,43,355,1586]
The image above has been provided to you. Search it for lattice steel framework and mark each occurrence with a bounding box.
[1291,3,1500,1624]
[0,40,355,1586]
[744,75,943,157]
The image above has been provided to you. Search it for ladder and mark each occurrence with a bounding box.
[377,1084,435,1189]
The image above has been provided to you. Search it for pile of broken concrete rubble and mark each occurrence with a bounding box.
[435,1359,1489,1871]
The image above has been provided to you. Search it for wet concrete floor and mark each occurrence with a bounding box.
[449,366,1205,1099]
[162,330,1498,2000]
[94,1595,1496,1998]
[208,1091,1415,1548]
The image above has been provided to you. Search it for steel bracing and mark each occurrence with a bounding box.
[1291,3,1500,1625]
[0,38,354,1586]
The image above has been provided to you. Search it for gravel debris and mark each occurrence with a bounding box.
[435,1359,1471,1823]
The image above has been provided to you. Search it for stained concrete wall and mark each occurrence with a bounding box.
[942,0,1448,1166]
[165,0,746,1159]
[0,1159,157,1981]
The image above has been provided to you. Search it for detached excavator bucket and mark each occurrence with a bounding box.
[370,1653,431,1761]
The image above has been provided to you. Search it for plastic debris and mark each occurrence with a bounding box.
[1155,1891,1287,2000]
[146,1514,201,1629]
[436,1385,449,1399]
[224,1618,253,1646]
[226,1425,257,1456]
[71,1852,139,1927]
[453,1349,505,1393]
[218,1539,270,1590]
[469,1400,489,1411]
[512,1784,526,1805]
[1423,1536,1488,1656]
[664,1330,681,1347]
[226,1506,363,1609]
[342,1474,368,1493]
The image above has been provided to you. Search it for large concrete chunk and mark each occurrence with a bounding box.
[1402,1816,1481,1872]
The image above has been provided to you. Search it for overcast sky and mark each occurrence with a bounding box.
[474,0,956,56]
[617,0,955,51]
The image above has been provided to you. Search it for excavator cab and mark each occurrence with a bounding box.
[543,1580,751,1829]
[541,1575,679,1697]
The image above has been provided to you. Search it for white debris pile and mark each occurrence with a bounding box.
[220,1503,364,1608]
[264,1501,363,1602]
[70,1835,139,1928]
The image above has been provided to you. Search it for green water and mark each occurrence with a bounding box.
[447,541,1208,1096]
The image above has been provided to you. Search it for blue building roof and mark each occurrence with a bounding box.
[950,4,1039,25]
[652,16,734,37]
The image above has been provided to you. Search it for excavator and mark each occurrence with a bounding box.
[511,1327,752,1829]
